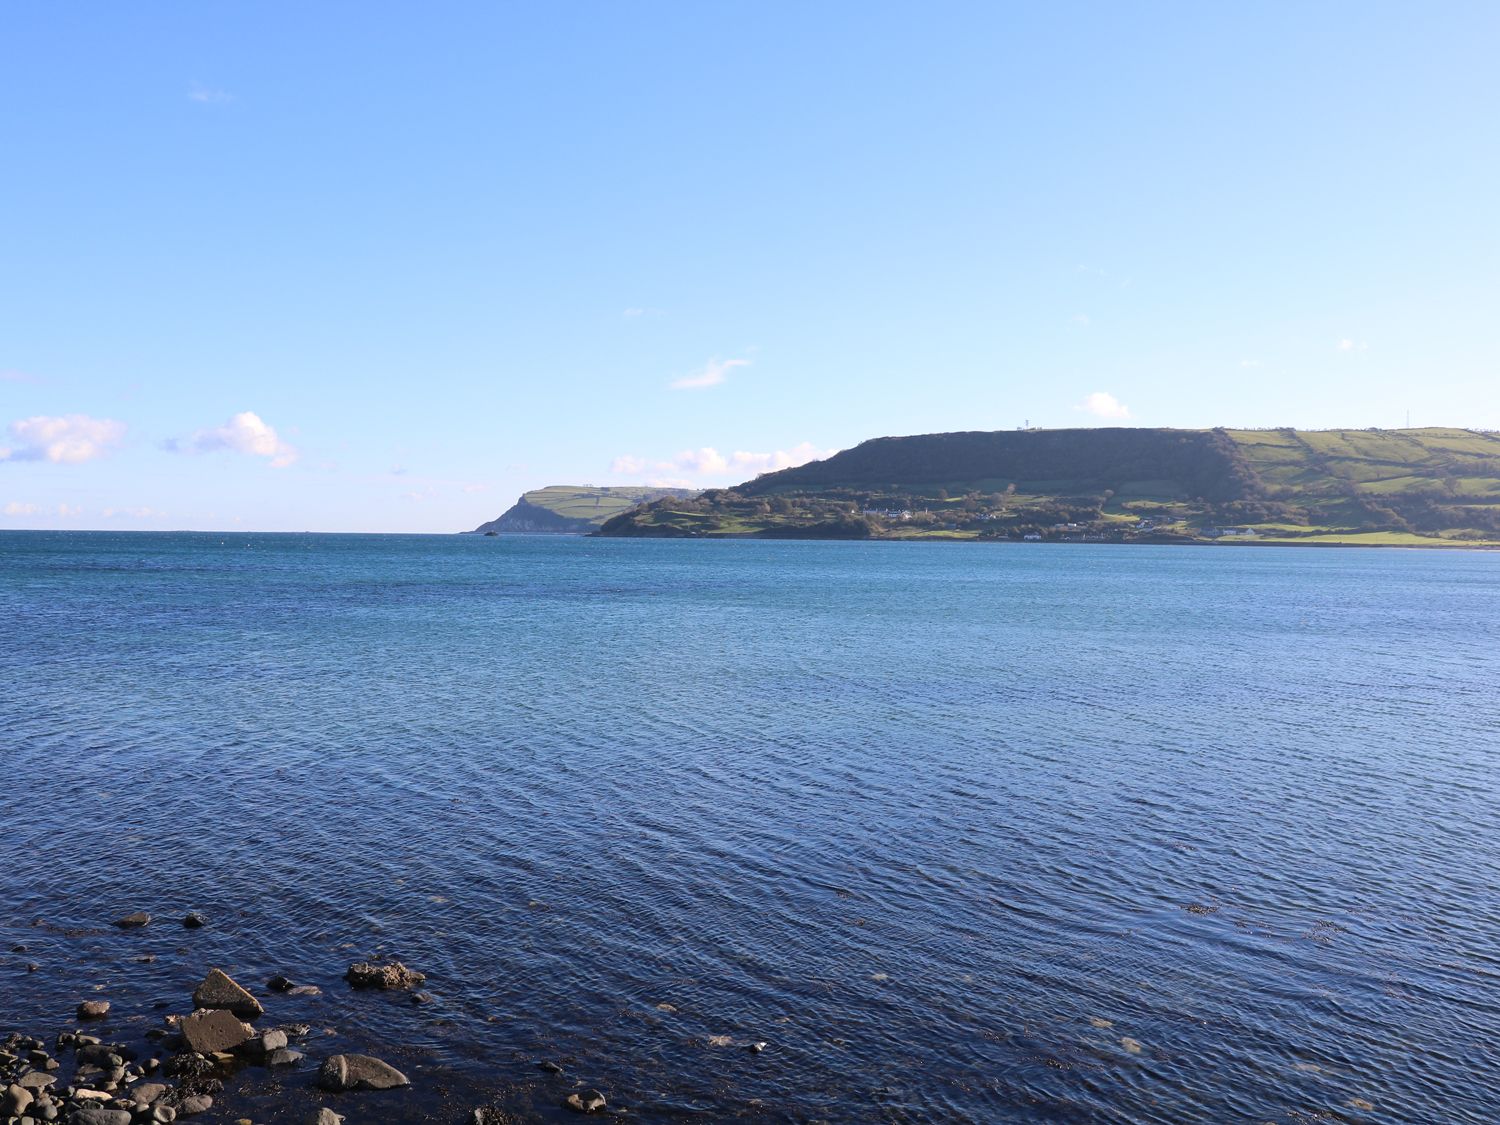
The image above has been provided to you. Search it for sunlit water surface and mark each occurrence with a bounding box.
[2,532,1498,1123]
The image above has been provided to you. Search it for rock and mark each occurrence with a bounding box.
[747,1040,768,1052]
[77,1000,111,1020]
[192,968,263,1018]
[153,1106,178,1123]
[75,1108,133,1125]
[177,1094,214,1115]
[265,1047,305,1066]
[307,1109,344,1125]
[2,1084,33,1115]
[131,1082,168,1105]
[563,1089,607,1114]
[537,1060,564,1074]
[411,990,434,1005]
[115,912,151,929]
[17,1070,56,1088]
[180,1009,253,1054]
[344,959,426,990]
[317,1053,411,1092]
[266,974,295,993]
[287,984,322,997]
[182,913,207,929]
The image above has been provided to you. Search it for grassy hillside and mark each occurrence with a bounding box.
[597,428,1500,546]
[473,485,697,534]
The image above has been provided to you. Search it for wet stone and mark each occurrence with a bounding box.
[180,1009,253,1055]
[563,1089,607,1114]
[115,912,151,929]
[77,1000,111,1020]
[317,1053,411,1092]
[192,968,264,1019]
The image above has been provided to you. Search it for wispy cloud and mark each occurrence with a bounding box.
[178,411,297,467]
[188,83,233,104]
[1,415,126,463]
[670,357,750,391]
[1337,338,1368,352]
[3,501,39,516]
[611,441,834,484]
[1071,313,1091,327]
[1075,391,1131,420]
[102,506,166,520]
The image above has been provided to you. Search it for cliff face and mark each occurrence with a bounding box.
[472,485,698,534]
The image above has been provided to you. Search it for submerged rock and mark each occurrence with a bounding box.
[344,959,426,991]
[182,913,207,929]
[307,1110,345,1125]
[317,1053,411,1092]
[563,1089,607,1114]
[192,968,264,1018]
[116,912,152,929]
[77,1000,111,1020]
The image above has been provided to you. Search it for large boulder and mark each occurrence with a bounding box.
[180,1008,252,1054]
[317,1053,411,1092]
[192,968,264,1018]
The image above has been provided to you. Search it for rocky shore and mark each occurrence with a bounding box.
[3,912,615,1125]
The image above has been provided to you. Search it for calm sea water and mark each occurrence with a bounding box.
[2,532,1499,1123]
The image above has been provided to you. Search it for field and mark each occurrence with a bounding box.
[597,428,1500,546]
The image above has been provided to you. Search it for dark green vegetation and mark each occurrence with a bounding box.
[474,485,697,534]
[597,428,1500,546]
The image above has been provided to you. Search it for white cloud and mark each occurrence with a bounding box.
[1337,338,1369,352]
[102,506,165,520]
[611,441,834,484]
[3,501,39,516]
[184,411,297,467]
[188,83,233,104]
[1,415,126,463]
[56,503,81,517]
[1076,391,1131,420]
[670,357,750,391]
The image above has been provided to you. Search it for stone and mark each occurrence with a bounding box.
[115,912,151,929]
[307,1109,344,1125]
[563,1089,607,1113]
[180,1009,253,1055]
[130,1082,168,1105]
[177,1094,213,1116]
[344,959,425,990]
[78,1000,111,1020]
[265,1047,305,1066]
[182,913,207,929]
[2,1084,34,1115]
[17,1071,56,1088]
[537,1060,564,1074]
[287,985,322,997]
[192,969,263,1018]
[152,1106,178,1123]
[258,1029,288,1053]
[266,975,295,993]
[75,1109,132,1125]
[316,1053,411,1092]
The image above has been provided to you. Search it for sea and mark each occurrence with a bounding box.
[2,531,1498,1123]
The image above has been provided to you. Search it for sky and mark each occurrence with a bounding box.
[3,1,1497,532]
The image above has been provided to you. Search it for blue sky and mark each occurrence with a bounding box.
[3,2,1497,532]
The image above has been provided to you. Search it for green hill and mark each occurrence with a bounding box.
[597,428,1500,546]
[473,485,698,534]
